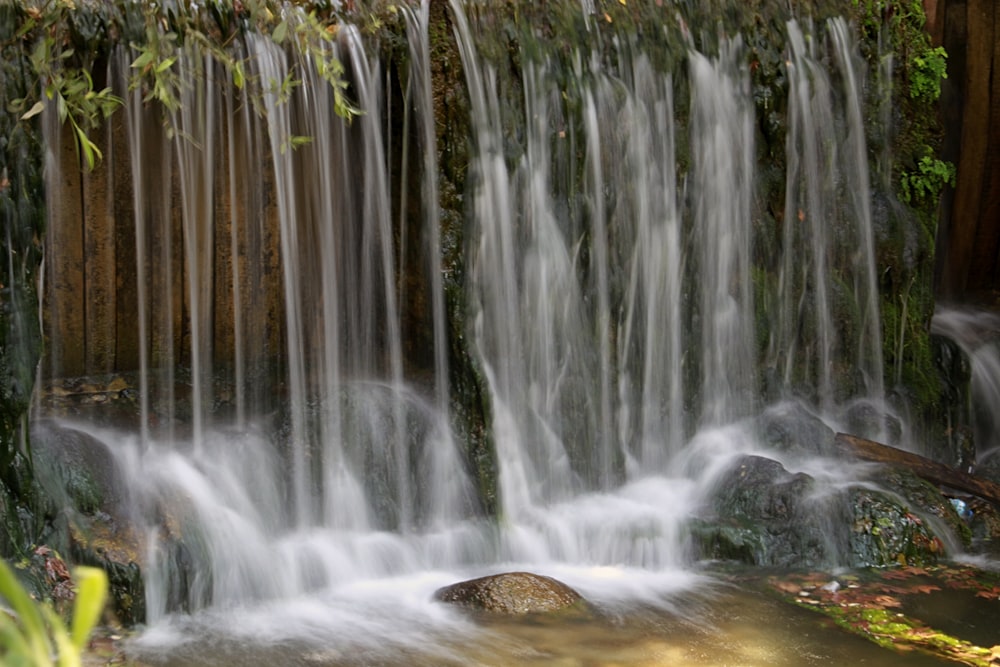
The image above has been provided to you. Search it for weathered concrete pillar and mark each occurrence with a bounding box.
[936,0,1000,299]
[45,122,86,378]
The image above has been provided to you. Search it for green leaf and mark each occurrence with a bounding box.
[0,559,51,663]
[232,62,245,90]
[130,50,156,71]
[69,567,107,652]
[15,17,36,39]
[0,614,38,665]
[155,57,177,74]
[272,19,289,45]
[75,125,98,171]
[31,39,49,67]
[20,101,45,121]
[41,605,78,667]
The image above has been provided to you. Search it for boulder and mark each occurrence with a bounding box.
[694,454,832,568]
[756,401,837,457]
[693,454,951,568]
[848,487,945,567]
[434,571,587,615]
[30,420,145,625]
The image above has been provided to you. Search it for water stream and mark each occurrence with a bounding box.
[32,2,932,663]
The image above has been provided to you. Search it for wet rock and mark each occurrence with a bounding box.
[693,454,950,569]
[965,498,1000,549]
[874,467,971,549]
[31,420,125,515]
[30,420,145,625]
[840,399,903,445]
[694,455,833,568]
[756,401,837,457]
[434,571,587,615]
[848,487,944,567]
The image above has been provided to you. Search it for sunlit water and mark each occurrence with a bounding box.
[127,565,955,666]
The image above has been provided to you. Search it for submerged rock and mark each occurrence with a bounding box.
[434,571,587,615]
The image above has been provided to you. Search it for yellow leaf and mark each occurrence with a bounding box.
[20,101,45,121]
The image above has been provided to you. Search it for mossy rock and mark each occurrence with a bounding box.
[874,467,972,549]
[695,454,950,568]
[31,420,125,516]
[849,487,944,567]
[435,571,589,616]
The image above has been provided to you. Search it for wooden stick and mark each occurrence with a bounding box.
[834,432,1000,507]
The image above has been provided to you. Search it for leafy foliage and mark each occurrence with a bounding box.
[900,149,956,206]
[6,3,122,170]
[909,45,948,102]
[8,0,361,168]
[0,556,108,667]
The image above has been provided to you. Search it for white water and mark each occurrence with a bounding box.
[931,307,1000,459]
[35,4,899,662]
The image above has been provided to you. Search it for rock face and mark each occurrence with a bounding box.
[434,571,585,615]
[30,420,145,625]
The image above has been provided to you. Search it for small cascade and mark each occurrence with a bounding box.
[931,307,1000,460]
[829,18,885,410]
[772,18,886,421]
[688,42,756,427]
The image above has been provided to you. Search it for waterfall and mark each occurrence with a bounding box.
[689,42,756,427]
[33,2,897,656]
[772,19,886,423]
[932,307,1000,460]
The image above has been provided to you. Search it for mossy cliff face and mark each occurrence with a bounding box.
[0,3,46,558]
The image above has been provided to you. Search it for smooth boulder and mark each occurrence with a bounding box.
[434,571,586,615]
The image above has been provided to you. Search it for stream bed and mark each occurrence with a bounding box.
[93,565,997,667]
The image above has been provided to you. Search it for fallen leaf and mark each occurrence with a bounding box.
[873,595,903,608]
[910,584,941,595]
[772,580,802,595]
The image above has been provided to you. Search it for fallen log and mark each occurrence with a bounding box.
[834,432,1000,508]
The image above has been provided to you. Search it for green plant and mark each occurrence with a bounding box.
[128,2,360,135]
[7,4,123,170]
[7,1,361,169]
[909,45,947,101]
[900,150,956,205]
[0,557,107,667]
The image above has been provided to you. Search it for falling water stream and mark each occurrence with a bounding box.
[31,3,951,665]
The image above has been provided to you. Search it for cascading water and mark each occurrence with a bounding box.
[931,307,1000,462]
[776,18,886,415]
[33,3,911,663]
